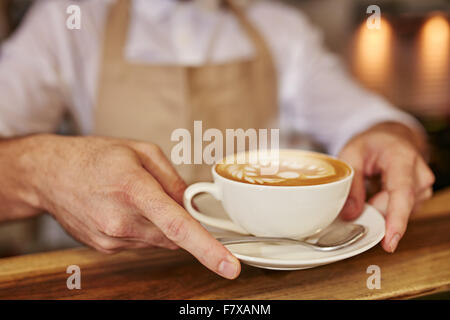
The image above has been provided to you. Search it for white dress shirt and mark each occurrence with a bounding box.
[0,0,421,155]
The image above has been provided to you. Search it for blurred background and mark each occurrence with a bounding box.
[0,0,449,256]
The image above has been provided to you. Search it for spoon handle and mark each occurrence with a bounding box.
[217,224,367,251]
[217,236,318,250]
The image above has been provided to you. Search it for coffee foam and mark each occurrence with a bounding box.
[215,150,351,186]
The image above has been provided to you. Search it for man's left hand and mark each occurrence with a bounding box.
[338,122,435,253]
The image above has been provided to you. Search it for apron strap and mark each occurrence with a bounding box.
[102,0,132,64]
[222,0,273,62]
[103,0,273,65]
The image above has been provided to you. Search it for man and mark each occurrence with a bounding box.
[0,0,435,279]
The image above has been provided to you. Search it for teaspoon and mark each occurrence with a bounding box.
[217,223,367,252]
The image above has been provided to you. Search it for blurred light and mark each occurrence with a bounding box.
[353,17,393,89]
[419,14,449,75]
[417,14,450,113]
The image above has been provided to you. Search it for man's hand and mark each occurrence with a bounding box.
[0,134,240,279]
[338,122,435,253]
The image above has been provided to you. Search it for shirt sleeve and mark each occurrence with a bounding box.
[0,1,66,137]
[268,5,423,156]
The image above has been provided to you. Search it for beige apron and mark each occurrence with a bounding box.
[94,0,278,183]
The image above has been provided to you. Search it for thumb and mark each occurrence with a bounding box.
[338,148,366,220]
[340,170,366,220]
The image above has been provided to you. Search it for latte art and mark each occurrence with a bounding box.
[215,150,351,186]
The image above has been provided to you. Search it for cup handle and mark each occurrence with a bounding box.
[183,182,249,234]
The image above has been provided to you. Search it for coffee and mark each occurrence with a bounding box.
[185,149,354,238]
[215,150,351,186]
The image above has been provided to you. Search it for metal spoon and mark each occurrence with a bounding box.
[217,223,367,252]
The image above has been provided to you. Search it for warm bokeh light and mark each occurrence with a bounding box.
[419,15,449,75]
[353,17,393,89]
[417,14,450,113]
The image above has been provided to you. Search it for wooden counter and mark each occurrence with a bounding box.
[0,188,449,299]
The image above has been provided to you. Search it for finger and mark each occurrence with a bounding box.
[340,170,366,220]
[370,168,430,214]
[411,187,433,214]
[55,215,114,254]
[102,227,179,250]
[414,157,435,193]
[338,149,366,220]
[52,207,131,254]
[93,235,152,253]
[416,187,433,203]
[97,211,179,250]
[96,234,178,251]
[132,143,187,205]
[131,172,241,279]
[379,155,416,253]
[368,190,389,216]
[129,219,179,250]
[381,188,415,253]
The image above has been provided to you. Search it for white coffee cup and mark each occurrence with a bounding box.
[183,151,354,238]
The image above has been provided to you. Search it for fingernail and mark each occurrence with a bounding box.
[389,233,401,253]
[218,257,239,279]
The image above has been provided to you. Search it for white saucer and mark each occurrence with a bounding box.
[194,194,385,270]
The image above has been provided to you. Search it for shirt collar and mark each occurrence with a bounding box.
[132,0,223,23]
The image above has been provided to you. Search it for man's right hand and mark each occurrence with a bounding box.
[0,134,240,279]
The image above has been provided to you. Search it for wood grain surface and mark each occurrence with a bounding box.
[0,188,449,300]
